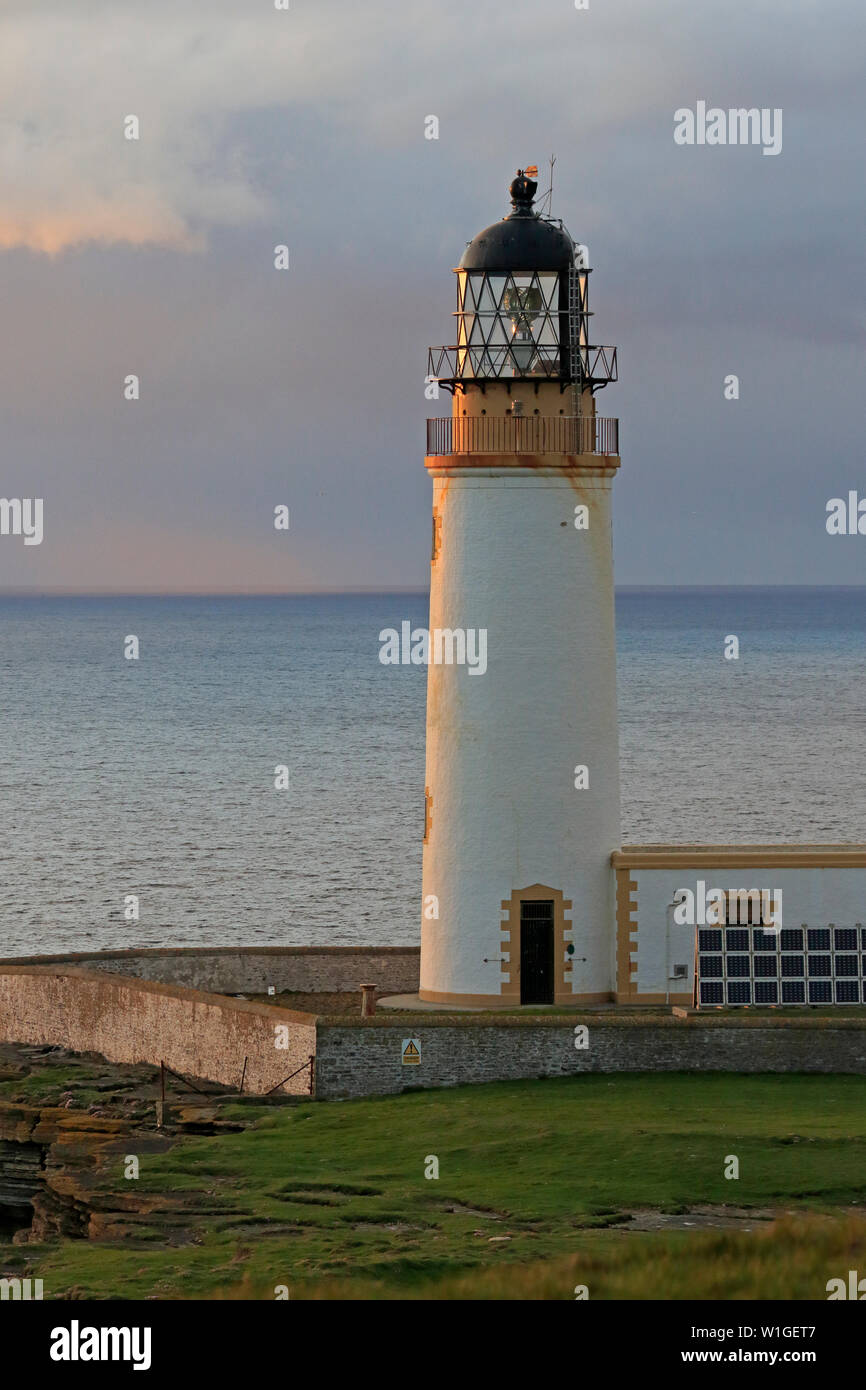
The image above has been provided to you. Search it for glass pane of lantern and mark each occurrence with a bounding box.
[475,354,490,379]
[474,277,498,313]
[538,273,559,309]
[510,344,534,371]
[487,276,506,309]
[491,351,508,377]
[457,314,474,346]
[463,277,482,312]
[464,347,484,378]
[571,270,589,347]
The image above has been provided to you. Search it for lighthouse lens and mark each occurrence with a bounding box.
[503,285,543,329]
[503,286,543,372]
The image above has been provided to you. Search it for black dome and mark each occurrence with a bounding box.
[459,216,574,272]
[458,169,575,272]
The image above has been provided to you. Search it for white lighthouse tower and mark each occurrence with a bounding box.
[419,167,621,1007]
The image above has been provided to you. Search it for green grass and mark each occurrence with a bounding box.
[8,1073,866,1300]
[0,1064,106,1108]
[258,1214,866,1300]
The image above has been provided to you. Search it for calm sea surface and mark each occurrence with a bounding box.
[2,589,866,957]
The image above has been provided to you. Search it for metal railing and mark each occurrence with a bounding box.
[426,414,619,457]
[427,342,618,389]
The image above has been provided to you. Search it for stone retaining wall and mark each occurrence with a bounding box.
[3,954,866,1103]
[0,967,316,1095]
[314,1015,866,1098]
[0,947,420,998]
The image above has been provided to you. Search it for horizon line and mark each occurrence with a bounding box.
[1,583,865,598]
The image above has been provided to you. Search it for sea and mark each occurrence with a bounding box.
[2,587,866,958]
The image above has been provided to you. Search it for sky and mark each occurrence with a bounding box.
[0,0,863,591]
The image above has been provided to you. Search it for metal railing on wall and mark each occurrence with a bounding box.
[426,414,619,457]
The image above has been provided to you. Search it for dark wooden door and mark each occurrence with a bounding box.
[520,901,554,1004]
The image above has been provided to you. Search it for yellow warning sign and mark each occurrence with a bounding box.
[402,1037,421,1065]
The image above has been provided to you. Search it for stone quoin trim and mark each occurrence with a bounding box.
[500,884,574,1005]
[615,868,638,1003]
[614,862,701,1006]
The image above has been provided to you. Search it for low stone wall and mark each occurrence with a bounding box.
[314,1014,866,1098]
[4,955,866,1103]
[0,967,316,1096]
[0,947,420,998]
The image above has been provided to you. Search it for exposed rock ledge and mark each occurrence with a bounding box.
[0,1042,259,1247]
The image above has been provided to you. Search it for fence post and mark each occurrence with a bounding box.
[157,1060,166,1129]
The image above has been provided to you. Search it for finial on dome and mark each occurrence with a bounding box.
[509,166,538,215]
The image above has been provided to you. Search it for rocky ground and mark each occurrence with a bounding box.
[0,1042,290,1252]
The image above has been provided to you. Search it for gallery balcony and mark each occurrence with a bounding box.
[425,414,619,458]
[426,343,618,391]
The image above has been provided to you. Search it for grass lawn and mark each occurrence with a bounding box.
[6,1072,866,1300]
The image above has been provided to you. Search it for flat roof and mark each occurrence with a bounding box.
[612,845,866,868]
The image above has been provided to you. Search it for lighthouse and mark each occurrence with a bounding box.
[419,167,621,1007]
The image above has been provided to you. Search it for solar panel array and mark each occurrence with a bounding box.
[697,925,866,1006]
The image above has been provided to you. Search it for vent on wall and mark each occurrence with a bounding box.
[671,963,688,979]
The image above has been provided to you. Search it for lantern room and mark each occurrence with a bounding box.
[427,168,617,395]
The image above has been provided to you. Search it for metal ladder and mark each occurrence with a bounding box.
[567,264,585,417]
